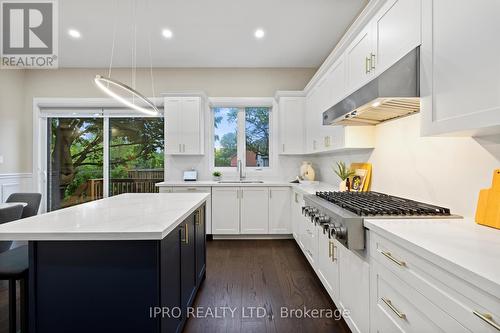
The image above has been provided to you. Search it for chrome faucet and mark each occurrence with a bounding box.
[237,159,245,180]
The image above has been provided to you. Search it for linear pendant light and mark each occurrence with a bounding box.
[94,0,158,116]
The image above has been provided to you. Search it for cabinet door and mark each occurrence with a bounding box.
[338,244,370,333]
[269,187,291,234]
[291,191,304,241]
[317,231,340,301]
[327,56,347,106]
[194,207,206,284]
[241,187,269,234]
[212,187,240,234]
[305,87,321,153]
[173,187,212,234]
[165,98,182,154]
[181,97,201,154]
[180,216,196,310]
[279,97,305,154]
[346,25,374,92]
[374,0,421,75]
[421,0,500,136]
[161,226,182,333]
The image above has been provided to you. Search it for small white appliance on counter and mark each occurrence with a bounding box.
[183,169,197,182]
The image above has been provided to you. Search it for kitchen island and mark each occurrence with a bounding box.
[0,193,209,333]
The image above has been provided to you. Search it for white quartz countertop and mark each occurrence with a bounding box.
[156,180,337,195]
[364,218,500,297]
[0,193,209,241]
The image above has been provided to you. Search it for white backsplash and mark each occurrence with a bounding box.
[312,114,500,218]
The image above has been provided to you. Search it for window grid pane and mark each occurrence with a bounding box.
[213,107,238,168]
[245,107,270,167]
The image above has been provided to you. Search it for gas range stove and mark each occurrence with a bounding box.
[303,191,454,250]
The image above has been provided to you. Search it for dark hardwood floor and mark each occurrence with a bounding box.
[0,280,20,333]
[184,240,351,333]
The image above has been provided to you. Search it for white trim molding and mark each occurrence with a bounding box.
[0,173,34,202]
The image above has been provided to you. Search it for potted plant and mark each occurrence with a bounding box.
[333,162,354,192]
[212,171,222,181]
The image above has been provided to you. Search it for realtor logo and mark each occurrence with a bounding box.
[1,0,58,68]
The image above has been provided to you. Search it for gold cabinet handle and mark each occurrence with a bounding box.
[328,241,332,258]
[381,297,406,319]
[181,223,189,244]
[474,311,500,331]
[365,56,371,73]
[195,210,201,225]
[371,52,376,70]
[381,251,406,267]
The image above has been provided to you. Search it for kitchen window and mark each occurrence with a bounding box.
[212,105,271,170]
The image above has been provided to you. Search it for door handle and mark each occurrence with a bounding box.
[371,53,376,70]
[195,210,201,225]
[381,297,406,319]
[473,311,500,331]
[181,223,189,244]
[365,56,371,74]
[381,250,406,267]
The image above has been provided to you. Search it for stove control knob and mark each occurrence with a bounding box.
[315,215,331,224]
[307,208,319,217]
[301,206,310,216]
[330,224,347,240]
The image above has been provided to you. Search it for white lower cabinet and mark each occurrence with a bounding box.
[291,190,304,241]
[316,229,340,301]
[212,187,240,234]
[269,187,291,234]
[338,244,370,333]
[211,186,291,235]
[240,187,269,234]
[369,231,500,333]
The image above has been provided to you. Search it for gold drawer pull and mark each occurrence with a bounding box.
[474,311,500,331]
[381,251,406,267]
[381,297,406,319]
[181,223,189,244]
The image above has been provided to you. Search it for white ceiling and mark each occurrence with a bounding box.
[59,0,368,68]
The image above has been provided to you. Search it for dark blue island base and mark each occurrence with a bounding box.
[28,205,206,333]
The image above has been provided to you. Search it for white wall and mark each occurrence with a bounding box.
[0,70,27,174]
[311,114,500,218]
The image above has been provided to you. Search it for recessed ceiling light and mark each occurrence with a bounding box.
[162,29,173,39]
[254,28,265,39]
[68,29,81,39]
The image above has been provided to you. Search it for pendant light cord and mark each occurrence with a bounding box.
[108,0,118,80]
[147,0,156,99]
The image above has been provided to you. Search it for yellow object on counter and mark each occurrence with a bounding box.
[476,169,500,229]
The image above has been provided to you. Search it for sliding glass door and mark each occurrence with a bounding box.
[109,118,164,197]
[46,113,164,211]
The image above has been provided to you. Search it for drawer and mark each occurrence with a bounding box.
[172,187,210,193]
[159,187,173,193]
[371,260,469,332]
[370,232,500,332]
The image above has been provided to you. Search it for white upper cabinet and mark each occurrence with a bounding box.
[327,56,347,106]
[346,25,375,92]
[373,0,421,75]
[278,96,306,154]
[240,187,269,234]
[268,187,291,234]
[421,0,500,136]
[164,96,204,155]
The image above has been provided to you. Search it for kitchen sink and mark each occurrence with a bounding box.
[217,180,265,184]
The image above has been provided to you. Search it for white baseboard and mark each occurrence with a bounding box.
[212,234,293,240]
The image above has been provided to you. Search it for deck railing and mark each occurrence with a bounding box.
[88,178,163,201]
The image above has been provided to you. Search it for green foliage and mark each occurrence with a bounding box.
[333,161,355,181]
[245,107,269,159]
[212,171,222,177]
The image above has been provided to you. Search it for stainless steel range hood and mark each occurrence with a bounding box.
[323,47,420,126]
